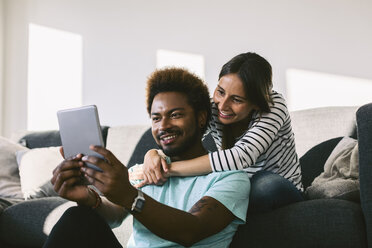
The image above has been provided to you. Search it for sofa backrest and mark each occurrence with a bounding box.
[11,127,110,149]
[11,106,359,166]
[290,106,358,157]
[106,125,150,165]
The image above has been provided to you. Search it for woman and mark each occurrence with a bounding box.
[134,52,303,213]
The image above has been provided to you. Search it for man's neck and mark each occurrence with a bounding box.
[170,142,207,162]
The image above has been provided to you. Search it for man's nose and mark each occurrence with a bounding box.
[159,117,172,131]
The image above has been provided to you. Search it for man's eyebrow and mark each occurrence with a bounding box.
[151,107,185,116]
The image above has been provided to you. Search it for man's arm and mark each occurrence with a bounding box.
[132,194,233,247]
[94,197,128,228]
[83,146,236,247]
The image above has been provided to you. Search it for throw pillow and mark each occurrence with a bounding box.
[17,147,62,199]
[299,137,343,190]
[0,136,27,199]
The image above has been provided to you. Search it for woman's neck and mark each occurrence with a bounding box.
[230,114,252,138]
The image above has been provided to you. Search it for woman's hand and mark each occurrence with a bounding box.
[137,149,170,187]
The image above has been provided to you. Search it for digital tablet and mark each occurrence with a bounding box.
[57,105,104,172]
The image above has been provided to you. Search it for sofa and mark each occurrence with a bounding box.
[0,104,370,248]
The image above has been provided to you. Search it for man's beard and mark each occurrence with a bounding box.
[159,123,200,158]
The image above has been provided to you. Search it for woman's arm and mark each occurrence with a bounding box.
[168,154,212,176]
[133,150,212,187]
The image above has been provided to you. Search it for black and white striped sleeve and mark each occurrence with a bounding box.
[209,94,289,172]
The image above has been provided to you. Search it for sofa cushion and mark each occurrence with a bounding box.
[231,199,366,248]
[0,197,75,247]
[300,137,343,190]
[0,197,132,248]
[0,137,27,199]
[16,147,61,199]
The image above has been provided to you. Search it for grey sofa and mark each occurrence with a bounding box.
[0,104,370,248]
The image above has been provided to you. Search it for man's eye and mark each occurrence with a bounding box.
[217,89,224,96]
[171,113,182,118]
[152,117,160,122]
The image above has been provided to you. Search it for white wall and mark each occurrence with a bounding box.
[3,0,29,137]
[0,0,3,135]
[2,0,372,137]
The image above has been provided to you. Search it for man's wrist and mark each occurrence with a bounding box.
[121,185,139,210]
[89,187,102,209]
[121,185,147,214]
[77,188,98,207]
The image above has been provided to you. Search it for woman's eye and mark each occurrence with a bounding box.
[217,89,224,96]
[233,98,243,103]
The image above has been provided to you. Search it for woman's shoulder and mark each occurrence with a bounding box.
[268,90,289,111]
[270,90,286,103]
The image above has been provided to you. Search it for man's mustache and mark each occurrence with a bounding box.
[157,129,182,140]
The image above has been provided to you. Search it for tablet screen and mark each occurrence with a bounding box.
[57,105,104,172]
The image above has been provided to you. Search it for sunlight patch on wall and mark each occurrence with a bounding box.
[156,49,205,80]
[286,68,372,111]
[28,23,83,130]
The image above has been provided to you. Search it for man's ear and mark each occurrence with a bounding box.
[197,111,207,128]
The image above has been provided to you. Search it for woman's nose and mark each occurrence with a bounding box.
[219,97,229,111]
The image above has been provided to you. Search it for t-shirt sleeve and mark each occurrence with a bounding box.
[204,172,250,223]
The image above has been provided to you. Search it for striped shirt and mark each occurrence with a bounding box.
[206,91,303,191]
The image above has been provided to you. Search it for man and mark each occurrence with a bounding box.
[44,68,250,248]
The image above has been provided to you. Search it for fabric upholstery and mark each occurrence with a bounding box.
[127,128,157,168]
[16,147,61,199]
[0,137,27,199]
[231,199,367,248]
[291,106,358,157]
[0,197,75,247]
[106,125,150,165]
[299,137,343,190]
[18,126,109,149]
[357,103,372,247]
[306,137,360,202]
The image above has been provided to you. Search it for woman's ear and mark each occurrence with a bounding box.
[197,111,207,128]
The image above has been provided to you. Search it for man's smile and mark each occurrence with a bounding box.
[160,134,178,145]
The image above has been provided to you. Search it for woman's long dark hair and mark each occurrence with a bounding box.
[219,52,273,113]
[219,52,274,149]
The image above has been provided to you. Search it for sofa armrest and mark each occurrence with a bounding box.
[357,102,372,247]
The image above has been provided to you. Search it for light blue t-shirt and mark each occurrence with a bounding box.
[127,171,250,248]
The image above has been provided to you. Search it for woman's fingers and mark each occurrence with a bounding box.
[161,158,170,175]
